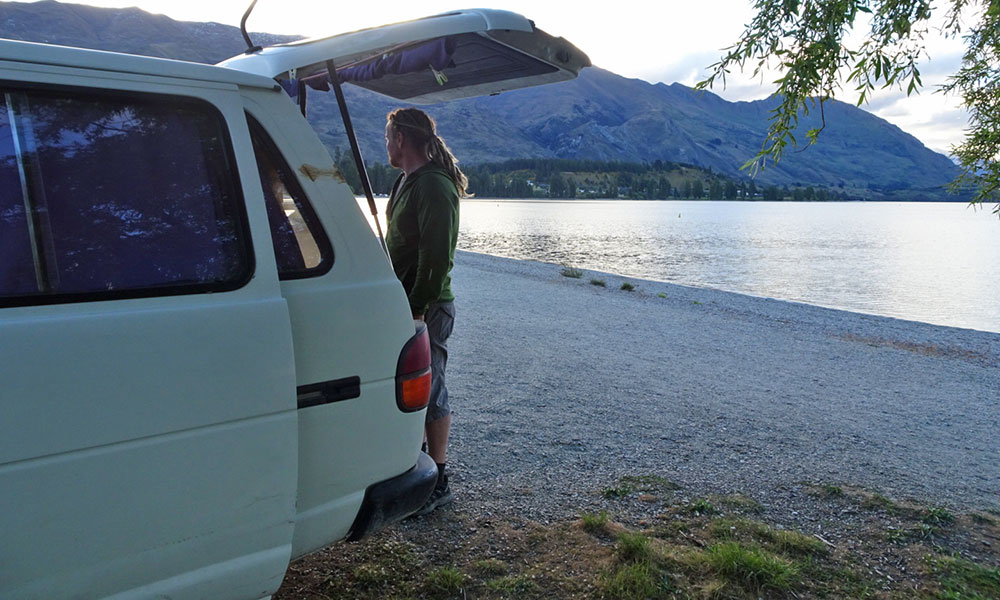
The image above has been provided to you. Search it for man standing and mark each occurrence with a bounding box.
[384,108,465,516]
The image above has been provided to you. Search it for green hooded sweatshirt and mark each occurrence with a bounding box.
[385,163,459,316]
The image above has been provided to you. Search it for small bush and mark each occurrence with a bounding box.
[581,510,610,533]
[425,566,466,596]
[824,485,844,496]
[620,282,635,291]
[560,266,583,278]
[657,292,667,298]
[590,278,607,287]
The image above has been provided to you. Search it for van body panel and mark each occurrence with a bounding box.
[241,90,424,558]
[0,60,298,599]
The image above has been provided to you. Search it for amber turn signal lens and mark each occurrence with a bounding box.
[400,370,431,411]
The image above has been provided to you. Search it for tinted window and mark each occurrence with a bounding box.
[248,116,332,279]
[0,88,251,305]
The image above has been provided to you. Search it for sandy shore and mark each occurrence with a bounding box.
[444,250,1000,522]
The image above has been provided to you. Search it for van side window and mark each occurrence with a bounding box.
[247,116,332,279]
[0,88,251,306]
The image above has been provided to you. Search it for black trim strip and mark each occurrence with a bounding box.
[297,376,361,409]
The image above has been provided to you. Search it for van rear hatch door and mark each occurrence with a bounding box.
[217,9,590,103]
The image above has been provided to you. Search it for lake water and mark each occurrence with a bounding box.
[362,199,1000,333]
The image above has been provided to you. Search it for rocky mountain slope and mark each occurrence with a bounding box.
[0,0,960,196]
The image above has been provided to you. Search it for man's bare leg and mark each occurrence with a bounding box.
[426,414,451,464]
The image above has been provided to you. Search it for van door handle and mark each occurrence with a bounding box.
[297,376,361,409]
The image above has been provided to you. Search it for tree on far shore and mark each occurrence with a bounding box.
[698,0,999,215]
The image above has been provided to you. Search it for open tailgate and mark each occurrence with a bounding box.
[218,9,590,104]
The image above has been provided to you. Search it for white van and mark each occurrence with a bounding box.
[0,9,588,600]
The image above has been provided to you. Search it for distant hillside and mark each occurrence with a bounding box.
[0,0,962,199]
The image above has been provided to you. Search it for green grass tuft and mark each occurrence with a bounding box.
[581,510,610,533]
[471,558,507,576]
[619,474,679,492]
[424,566,466,596]
[590,278,607,287]
[688,498,716,515]
[616,532,654,563]
[600,562,667,600]
[928,554,1000,599]
[706,541,798,592]
[710,518,825,556]
[923,506,956,525]
[560,266,583,278]
[862,492,899,513]
[485,574,536,593]
[603,485,633,499]
[620,281,635,291]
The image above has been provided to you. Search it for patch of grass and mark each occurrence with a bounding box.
[923,506,956,525]
[928,554,1000,599]
[971,512,998,525]
[688,498,716,515]
[471,558,507,576]
[560,265,583,278]
[705,541,799,592]
[657,292,667,298]
[713,493,764,513]
[351,563,388,588]
[616,532,654,563]
[692,300,702,305]
[600,561,670,600]
[620,281,635,291]
[619,474,680,493]
[821,484,844,496]
[888,522,939,543]
[581,510,610,533]
[862,492,899,513]
[424,566,466,596]
[486,574,536,594]
[710,518,826,556]
[603,485,633,499]
[589,278,606,287]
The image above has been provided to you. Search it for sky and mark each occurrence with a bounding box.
[31,0,971,156]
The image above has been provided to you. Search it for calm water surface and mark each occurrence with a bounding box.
[366,199,1000,333]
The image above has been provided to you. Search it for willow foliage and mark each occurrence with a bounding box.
[698,0,999,213]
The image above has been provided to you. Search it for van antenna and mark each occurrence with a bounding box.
[240,0,262,54]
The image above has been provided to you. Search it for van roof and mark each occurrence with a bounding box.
[0,38,277,89]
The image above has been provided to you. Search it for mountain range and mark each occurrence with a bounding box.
[0,0,961,198]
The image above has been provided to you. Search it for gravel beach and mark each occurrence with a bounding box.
[442,250,1000,525]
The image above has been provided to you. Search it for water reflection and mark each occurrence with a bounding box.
[362,198,1000,333]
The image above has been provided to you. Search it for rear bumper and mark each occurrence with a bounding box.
[346,452,437,541]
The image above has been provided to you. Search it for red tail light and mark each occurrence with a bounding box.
[396,322,431,412]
